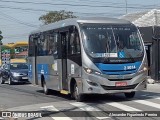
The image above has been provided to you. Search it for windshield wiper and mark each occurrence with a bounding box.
[103,32,111,63]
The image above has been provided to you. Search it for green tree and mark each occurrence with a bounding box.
[39,10,77,25]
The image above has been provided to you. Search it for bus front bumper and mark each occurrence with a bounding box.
[81,73,147,94]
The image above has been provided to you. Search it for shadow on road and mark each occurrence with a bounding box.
[1,83,160,103]
[36,87,160,103]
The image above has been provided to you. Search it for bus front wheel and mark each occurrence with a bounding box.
[73,83,84,102]
[124,92,135,98]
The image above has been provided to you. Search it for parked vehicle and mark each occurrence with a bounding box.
[0,62,29,85]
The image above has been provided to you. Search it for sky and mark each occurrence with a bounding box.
[0,0,160,44]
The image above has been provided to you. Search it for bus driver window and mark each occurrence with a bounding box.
[69,31,80,55]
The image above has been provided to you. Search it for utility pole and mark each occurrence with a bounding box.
[153,26,160,82]
[125,0,128,14]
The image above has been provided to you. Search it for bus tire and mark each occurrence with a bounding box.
[42,80,49,95]
[124,92,135,98]
[73,83,84,102]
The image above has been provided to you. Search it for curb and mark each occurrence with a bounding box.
[147,79,155,84]
[147,76,155,84]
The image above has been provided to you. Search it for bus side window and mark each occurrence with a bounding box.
[75,33,81,54]
[47,33,54,55]
[28,36,34,57]
[70,33,76,54]
[53,33,58,58]
[37,32,51,56]
[69,28,81,55]
[37,33,46,56]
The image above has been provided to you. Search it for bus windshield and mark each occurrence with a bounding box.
[80,23,144,59]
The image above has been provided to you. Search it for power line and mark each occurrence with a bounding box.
[0,0,125,7]
[0,5,124,17]
[78,0,160,8]
[0,11,39,28]
[0,0,158,9]
[3,33,29,39]
[0,0,124,7]
[0,0,158,18]
[0,5,49,12]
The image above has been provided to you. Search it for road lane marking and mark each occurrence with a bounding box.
[141,95,148,96]
[70,102,101,111]
[41,105,58,111]
[96,117,110,120]
[51,117,72,120]
[70,102,110,119]
[107,102,142,111]
[134,100,160,109]
[40,105,72,120]
[155,97,160,100]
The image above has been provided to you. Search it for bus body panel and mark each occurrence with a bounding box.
[39,56,60,91]
[28,57,38,85]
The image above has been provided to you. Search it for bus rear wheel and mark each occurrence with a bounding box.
[124,92,135,98]
[73,83,84,102]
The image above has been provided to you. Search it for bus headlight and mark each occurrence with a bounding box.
[143,67,148,71]
[84,67,101,75]
[84,68,92,74]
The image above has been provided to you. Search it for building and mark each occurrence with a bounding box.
[0,41,28,65]
[121,9,160,82]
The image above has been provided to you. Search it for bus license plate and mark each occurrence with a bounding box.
[115,82,127,86]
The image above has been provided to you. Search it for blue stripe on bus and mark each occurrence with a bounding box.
[95,61,141,75]
[37,64,49,80]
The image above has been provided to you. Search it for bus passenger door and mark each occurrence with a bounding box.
[28,35,38,85]
[59,32,68,90]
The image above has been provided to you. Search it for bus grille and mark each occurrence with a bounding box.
[101,83,138,90]
[102,70,136,75]
[108,78,132,81]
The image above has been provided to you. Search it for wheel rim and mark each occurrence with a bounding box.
[8,78,11,84]
[74,84,79,99]
[43,83,47,93]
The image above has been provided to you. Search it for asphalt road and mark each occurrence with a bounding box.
[0,82,160,120]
